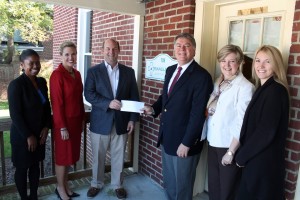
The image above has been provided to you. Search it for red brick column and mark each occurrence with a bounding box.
[286,1,300,199]
[139,0,196,185]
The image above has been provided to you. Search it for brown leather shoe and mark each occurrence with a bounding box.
[115,188,127,199]
[87,187,101,198]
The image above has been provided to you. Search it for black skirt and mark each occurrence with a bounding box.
[11,142,45,168]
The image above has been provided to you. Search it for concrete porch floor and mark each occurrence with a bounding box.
[0,169,209,200]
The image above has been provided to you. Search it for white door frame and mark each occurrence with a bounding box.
[295,167,300,200]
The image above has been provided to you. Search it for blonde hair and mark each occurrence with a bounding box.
[59,41,77,55]
[252,45,289,91]
[217,44,244,71]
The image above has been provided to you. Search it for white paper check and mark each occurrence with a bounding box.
[121,100,145,113]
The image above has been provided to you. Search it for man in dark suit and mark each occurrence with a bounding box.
[142,33,213,200]
[84,38,139,199]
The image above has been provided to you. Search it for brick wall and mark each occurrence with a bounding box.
[91,11,134,67]
[53,6,78,68]
[40,35,53,60]
[285,0,300,199]
[139,0,196,185]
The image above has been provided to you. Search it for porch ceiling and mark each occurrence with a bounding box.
[31,0,145,15]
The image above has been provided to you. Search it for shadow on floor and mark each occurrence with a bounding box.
[1,170,209,200]
[42,173,167,200]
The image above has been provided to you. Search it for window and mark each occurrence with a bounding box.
[228,14,282,58]
[77,8,92,105]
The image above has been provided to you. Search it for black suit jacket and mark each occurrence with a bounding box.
[152,60,213,156]
[8,73,52,166]
[235,77,289,199]
[84,62,140,135]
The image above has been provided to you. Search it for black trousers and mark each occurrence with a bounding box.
[235,175,257,200]
[14,163,40,200]
[208,145,241,200]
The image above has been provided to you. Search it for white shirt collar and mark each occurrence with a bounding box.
[177,59,194,71]
[104,60,119,70]
[177,59,193,73]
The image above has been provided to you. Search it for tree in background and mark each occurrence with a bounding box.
[0,0,53,64]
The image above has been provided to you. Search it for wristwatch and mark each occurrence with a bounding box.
[227,150,234,156]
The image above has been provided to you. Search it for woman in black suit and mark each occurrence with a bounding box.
[7,49,52,200]
[235,45,289,200]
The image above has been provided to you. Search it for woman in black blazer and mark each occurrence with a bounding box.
[7,49,51,200]
[235,45,289,200]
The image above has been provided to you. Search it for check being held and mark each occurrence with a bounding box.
[120,100,145,113]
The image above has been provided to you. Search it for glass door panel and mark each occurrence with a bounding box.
[262,16,281,48]
[229,20,243,47]
[226,14,282,81]
[244,19,261,52]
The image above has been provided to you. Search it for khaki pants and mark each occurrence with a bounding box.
[90,125,128,189]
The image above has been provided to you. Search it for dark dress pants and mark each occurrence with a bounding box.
[162,146,200,200]
[235,175,258,200]
[208,145,241,200]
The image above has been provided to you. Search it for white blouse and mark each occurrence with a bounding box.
[207,72,255,148]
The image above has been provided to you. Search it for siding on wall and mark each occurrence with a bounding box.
[139,0,196,186]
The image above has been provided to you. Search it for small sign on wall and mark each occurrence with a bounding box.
[145,53,177,81]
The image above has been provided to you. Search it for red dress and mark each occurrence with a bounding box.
[50,64,84,165]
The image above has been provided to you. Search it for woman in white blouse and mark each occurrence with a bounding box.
[206,45,254,200]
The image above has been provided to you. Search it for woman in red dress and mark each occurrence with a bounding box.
[50,41,84,200]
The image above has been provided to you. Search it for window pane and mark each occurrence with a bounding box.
[262,16,281,48]
[244,19,261,52]
[229,20,243,47]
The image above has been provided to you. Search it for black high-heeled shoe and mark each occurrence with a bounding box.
[55,188,72,200]
[55,188,62,200]
[67,191,80,198]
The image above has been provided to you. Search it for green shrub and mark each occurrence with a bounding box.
[0,101,8,110]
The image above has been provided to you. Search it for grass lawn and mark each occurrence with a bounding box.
[1,101,11,157]
[0,101,8,110]
[3,131,11,158]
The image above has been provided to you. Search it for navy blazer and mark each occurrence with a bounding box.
[152,60,213,156]
[235,77,289,199]
[84,62,140,135]
[8,73,52,165]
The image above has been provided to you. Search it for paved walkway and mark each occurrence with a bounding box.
[42,173,166,200]
[0,171,209,200]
